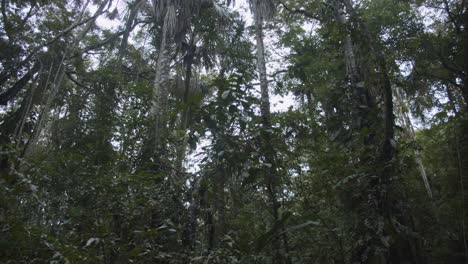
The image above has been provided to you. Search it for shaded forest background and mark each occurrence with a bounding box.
[1,0,468,263]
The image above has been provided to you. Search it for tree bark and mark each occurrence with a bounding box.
[175,34,196,173]
[253,7,290,263]
[149,4,174,163]
[14,64,43,151]
[21,0,109,160]
[339,0,423,263]
[395,86,432,198]
[332,0,372,134]
[254,13,271,127]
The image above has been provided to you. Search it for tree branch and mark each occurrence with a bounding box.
[20,2,36,27]
[443,0,461,33]
[268,69,288,78]
[0,10,106,87]
[0,64,39,105]
[276,0,321,21]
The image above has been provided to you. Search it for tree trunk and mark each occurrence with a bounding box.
[22,0,109,160]
[254,14,271,127]
[14,64,42,150]
[253,8,290,264]
[339,0,423,262]
[332,0,372,134]
[148,4,174,164]
[394,86,432,198]
[22,56,66,159]
[185,175,201,249]
[175,34,196,173]
[150,25,167,158]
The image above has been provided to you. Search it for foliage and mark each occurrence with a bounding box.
[1,0,468,263]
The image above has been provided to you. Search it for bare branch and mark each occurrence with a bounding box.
[268,69,288,78]
[443,0,461,33]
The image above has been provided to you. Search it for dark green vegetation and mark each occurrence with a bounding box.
[1,0,468,263]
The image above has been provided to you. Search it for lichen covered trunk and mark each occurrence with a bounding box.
[254,15,271,126]
[149,6,173,161]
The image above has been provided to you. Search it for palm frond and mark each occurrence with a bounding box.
[211,1,231,18]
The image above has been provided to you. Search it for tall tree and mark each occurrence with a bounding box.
[249,0,291,262]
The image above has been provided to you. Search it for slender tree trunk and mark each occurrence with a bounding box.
[254,15,271,127]
[22,55,66,159]
[175,35,196,173]
[149,24,168,158]
[394,86,432,198]
[14,64,42,150]
[253,9,290,264]
[185,175,201,249]
[332,0,371,135]
[214,166,226,247]
[148,4,174,164]
[22,0,109,160]
[461,6,468,107]
[305,91,314,115]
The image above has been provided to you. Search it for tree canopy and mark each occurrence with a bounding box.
[1,0,468,263]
